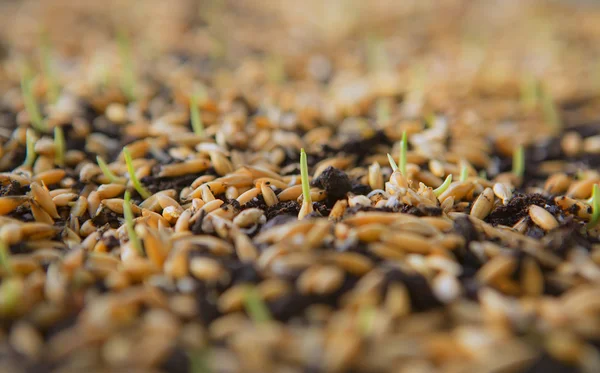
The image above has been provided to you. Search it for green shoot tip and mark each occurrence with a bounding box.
[387,153,398,172]
[588,184,600,229]
[512,145,525,179]
[300,148,312,207]
[190,94,204,136]
[433,174,453,197]
[243,286,271,323]
[123,190,144,256]
[399,130,408,176]
[123,147,151,199]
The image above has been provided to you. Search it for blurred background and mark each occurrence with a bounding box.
[0,0,599,109]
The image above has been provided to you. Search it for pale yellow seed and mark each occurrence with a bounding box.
[493,182,512,205]
[52,193,78,207]
[477,255,516,283]
[567,179,599,200]
[261,182,279,207]
[190,257,223,282]
[561,132,582,157]
[544,173,571,195]
[158,159,211,178]
[225,186,239,200]
[368,162,383,190]
[234,231,259,262]
[0,196,28,215]
[32,169,66,185]
[521,257,544,296]
[30,182,59,218]
[237,188,261,205]
[97,184,127,199]
[529,205,559,231]
[470,187,494,220]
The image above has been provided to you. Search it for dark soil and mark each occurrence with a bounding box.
[311,166,352,201]
[486,193,554,226]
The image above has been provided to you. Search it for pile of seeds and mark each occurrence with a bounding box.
[2,1,600,372]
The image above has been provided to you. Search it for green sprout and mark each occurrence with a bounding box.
[117,30,136,101]
[40,34,60,104]
[300,148,312,207]
[387,153,398,172]
[479,170,488,180]
[424,113,436,128]
[587,184,600,229]
[189,348,212,373]
[433,174,453,197]
[366,35,389,73]
[22,129,37,168]
[0,277,21,315]
[375,98,391,123]
[96,155,124,184]
[20,71,46,132]
[460,165,469,182]
[539,85,562,134]
[512,145,525,179]
[520,74,538,112]
[358,305,376,336]
[0,238,11,273]
[123,147,151,199]
[54,126,65,166]
[123,191,144,256]
[189,94,204,136]
[398,130,408,176]
[265,54,286,84]
[243,286,271,323]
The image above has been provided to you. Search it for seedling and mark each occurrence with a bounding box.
[387,153,398,172]
[520,74,538,112]
[123,191,144,256]
[433,174,453,197]
[539,85,562,134]
[265,54,286,84]
[117,31,136,101]
[460,165,469,182]
[21,71,46,132]
[399,130,407,176]
[366,35,388,73]
[96,155,124,184]
[189,94,204,136]
[358,305,376,336]
[123,147,151,199]
[54,126,65,166]
[512,145,525,179]
[0,278,21,314]
[479,170,488,180]
[0,238,11,273]
[588,184,600,229]
[22,129,37,168]
[375,98,391,123]
[243,286,271,323]
[40,34,60,104]
[189,348,212,373]
[300,148,312,208]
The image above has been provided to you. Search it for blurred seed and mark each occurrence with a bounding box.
[477,255,516,283]
[158,158,211,178]
[567,178,599,199]
[0,196,28,215]
[521,257,544,296]
[544,173,571,195]
[190,257,224,282]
